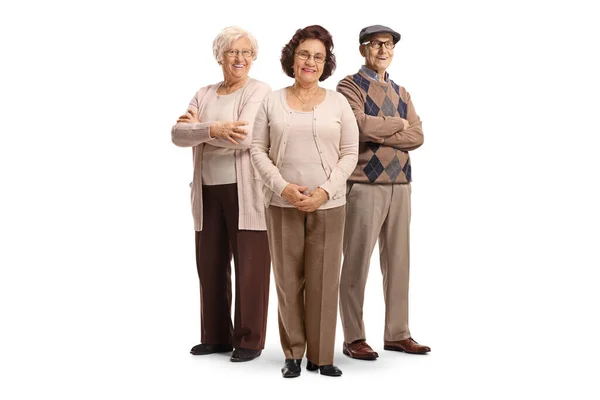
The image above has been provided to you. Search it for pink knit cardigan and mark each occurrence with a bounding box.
[171,78,271,231]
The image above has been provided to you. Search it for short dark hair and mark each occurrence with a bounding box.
[280,25,336,82]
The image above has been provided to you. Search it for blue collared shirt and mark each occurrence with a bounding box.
[360,65,389,83]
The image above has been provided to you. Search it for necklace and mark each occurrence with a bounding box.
[291,86,320,110]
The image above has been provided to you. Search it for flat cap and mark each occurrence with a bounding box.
[359,25,401,44]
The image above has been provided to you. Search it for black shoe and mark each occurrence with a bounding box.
[281,359,302,378]
[306,360,342,377]
[230,348,262,362]
[190,343,233,355]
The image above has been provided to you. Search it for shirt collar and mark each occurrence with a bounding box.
[360,65,389,82]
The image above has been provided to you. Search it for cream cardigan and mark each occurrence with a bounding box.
[172,78,271,231]
[251,89,359,207]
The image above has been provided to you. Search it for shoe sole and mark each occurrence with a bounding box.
[383,345,429,355]
[190,348,233,355]
[342,349,378,360]
[230,355,260,362]
[307,369,342,377]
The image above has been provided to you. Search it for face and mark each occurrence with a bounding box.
[293,39,326,85]
[360,33,394,73]
[220,36,253,81]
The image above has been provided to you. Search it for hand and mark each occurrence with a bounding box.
[296,187,329,212]
[281,184,309,206]
[209,121,249,145]
[401,118,410,130]
[177,108,200,124]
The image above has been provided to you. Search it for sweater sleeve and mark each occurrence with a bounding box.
[319,94,359,198]
[171,87,215,147]
[336,77,406,143]
[382,89,424,151]
[250,96,289,196]
[206,81,272,150]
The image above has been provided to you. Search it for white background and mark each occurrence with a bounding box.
[1,0,599,398]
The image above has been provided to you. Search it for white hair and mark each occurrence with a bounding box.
[212,26,258,63]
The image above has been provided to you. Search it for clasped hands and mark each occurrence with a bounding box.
[281,184,329,213]
[176,109,249,145]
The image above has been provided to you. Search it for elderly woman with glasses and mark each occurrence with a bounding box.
[251,25,359,378]
[171,26,271,363]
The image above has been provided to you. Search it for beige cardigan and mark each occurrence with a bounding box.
[251,89,359,206]
[171,78,271,231]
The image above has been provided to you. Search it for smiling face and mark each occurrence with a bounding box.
[220,36,253,82]
[360,33,394,75]
[293,38,326,86]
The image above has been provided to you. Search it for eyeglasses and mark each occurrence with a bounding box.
[224,49,254,58]
[294,50,326,64]
[362,40,395,50]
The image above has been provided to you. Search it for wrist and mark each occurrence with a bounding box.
[209,122,222,139]
[318,187,329,200]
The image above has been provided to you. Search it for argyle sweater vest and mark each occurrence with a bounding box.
[339,72,414,184]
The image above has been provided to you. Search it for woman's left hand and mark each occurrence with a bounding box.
[177,109,200,124]
[296,188,329,212]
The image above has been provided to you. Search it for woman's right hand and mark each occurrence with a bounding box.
[281,184,309,206]
[209,121,249,144]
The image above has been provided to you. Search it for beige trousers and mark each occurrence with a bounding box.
[266,205,345,366]
[340,183,412,343]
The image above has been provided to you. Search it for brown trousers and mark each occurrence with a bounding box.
[266,205,345,366]
[340,183,412,343]
[195,184,270,350]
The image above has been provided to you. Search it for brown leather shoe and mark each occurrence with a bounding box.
[343,340,379,360]
[384,337,431,354]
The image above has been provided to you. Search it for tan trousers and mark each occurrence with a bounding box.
[266,205,345,366]
[340,183,412,343]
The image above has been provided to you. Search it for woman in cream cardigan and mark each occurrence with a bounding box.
[172,26,271,363]
[251,25,358,378]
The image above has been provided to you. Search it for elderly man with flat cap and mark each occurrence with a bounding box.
[337,24,430,360]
